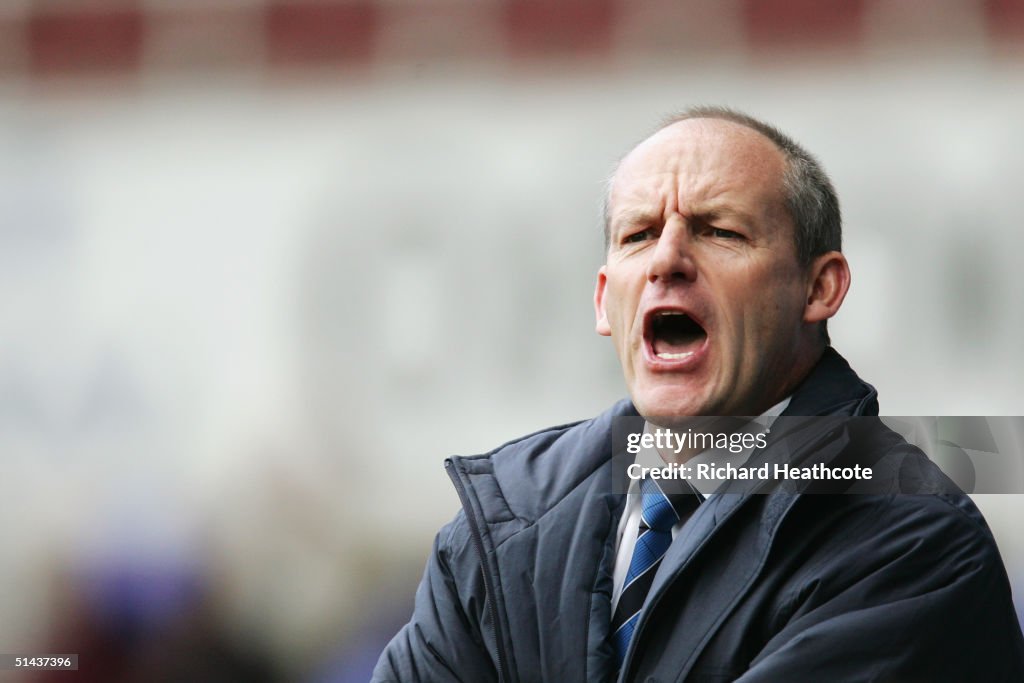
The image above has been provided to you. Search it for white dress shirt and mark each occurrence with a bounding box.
[610,398,791,612]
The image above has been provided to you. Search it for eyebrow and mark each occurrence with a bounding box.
[610,208,661,234]
[611,204,757,234]
[697,204,758,225]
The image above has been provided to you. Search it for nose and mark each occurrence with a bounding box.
[646,214,697,284]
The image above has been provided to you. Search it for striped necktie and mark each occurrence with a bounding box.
[610,477,702,667]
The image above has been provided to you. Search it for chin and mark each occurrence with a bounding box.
[631,383,712,421]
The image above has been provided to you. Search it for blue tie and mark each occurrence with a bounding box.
[610,477,701,667]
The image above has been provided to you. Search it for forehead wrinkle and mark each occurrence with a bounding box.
[684,143,785,224]
[609,172,671,231]
[609,119,789,236]
[681,172,765,218]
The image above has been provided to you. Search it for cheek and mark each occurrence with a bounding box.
[602,283,622,328]
[754,279,807,343]
[718,266,802,341]
[604,276,640,330]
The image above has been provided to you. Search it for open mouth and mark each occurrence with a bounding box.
[649,311,707,359]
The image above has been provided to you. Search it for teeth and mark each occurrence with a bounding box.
[658,311,686,316]
[657,351,695,359]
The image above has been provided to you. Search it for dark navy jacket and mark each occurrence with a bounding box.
[373,350,1024,682]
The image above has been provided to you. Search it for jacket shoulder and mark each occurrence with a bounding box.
[447,399,635,524]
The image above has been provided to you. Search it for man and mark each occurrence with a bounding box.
[373,107,1024,681]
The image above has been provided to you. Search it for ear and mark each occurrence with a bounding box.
[594,266,612,336]
[803,251,851,325]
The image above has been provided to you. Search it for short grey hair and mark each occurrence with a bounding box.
[603,106,842,270]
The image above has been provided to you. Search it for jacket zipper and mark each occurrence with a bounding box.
[445,459,512,683]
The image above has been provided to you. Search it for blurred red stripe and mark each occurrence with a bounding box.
[986,0,1024,38]
[29,6,143,75]
[743,0,866,49]
[506,0,615,59]
[265,1,379,66]
[9,0,1016,79]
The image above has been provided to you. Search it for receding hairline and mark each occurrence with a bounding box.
[628,115,786,165]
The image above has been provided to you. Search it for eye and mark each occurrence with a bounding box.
[624,228,654,244]
[711,227,742,240]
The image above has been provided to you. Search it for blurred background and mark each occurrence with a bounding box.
[2,0,1023,680]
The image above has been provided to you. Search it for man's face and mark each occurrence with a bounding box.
[595,118,816,419]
